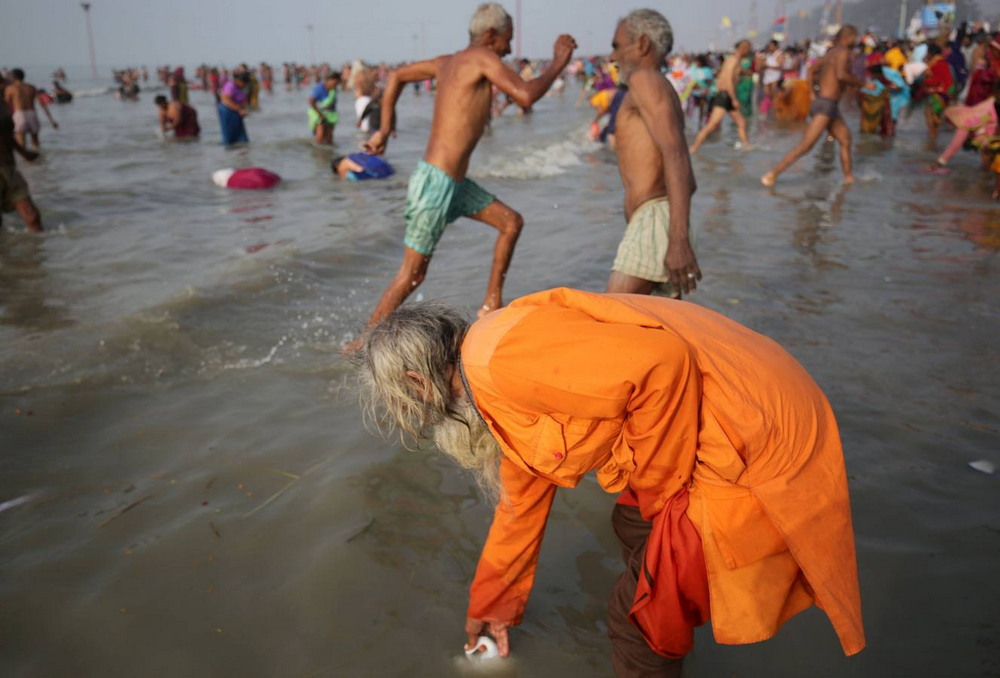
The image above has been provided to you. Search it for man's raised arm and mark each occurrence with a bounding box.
[365,59,438,154]
[483,35,576,108]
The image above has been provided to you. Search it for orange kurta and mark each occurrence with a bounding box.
[461,288,865,656]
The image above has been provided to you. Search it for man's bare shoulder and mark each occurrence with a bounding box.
[627,68,670,96]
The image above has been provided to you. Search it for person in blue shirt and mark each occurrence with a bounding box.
[331,153,395,181]
[308,72,342,145]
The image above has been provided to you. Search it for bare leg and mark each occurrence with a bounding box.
[689,106,727,153]
[365,247,431,328]
[466,199,523,317]
[761,114,831,186]
[729,109,750,147]
[829,116,855,183]
[14,197,42,233]
[14,131,26,149]
[606,271,658,295]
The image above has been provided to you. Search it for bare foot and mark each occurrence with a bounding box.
[761,172,776,187]
[843,174,855,185]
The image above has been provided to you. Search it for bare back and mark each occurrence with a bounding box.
[423,48,497,180]
[5,82,37,112]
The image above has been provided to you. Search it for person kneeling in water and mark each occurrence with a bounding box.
[331,153,395,181]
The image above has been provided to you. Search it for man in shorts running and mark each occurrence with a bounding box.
[762,26,864,186]
[689,40,752,154]
[606,9,700,297]
[351,3,575,347]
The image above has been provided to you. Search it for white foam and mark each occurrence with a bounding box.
[472,131,599,180]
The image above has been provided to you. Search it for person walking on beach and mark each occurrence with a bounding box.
[3,69,59,151]
[0,96,43,232]
[688,41,752,154]
[605,9,700,297]
[154,95,200,139]
[350,2,576,348]
[355,287,866,675]
[308,72,341,145]
[762,26,864,187]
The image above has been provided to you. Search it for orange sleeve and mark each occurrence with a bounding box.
[467,456,557,625]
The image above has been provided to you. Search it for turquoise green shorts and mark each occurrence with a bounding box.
[403,160,495,256]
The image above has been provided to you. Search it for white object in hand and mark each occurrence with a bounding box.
[465,635,500,660]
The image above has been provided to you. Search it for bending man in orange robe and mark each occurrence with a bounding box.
[357,287,865,677]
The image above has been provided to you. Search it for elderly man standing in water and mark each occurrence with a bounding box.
[356,288,866,676]
[606,9,701,297]
[349,3,576,351]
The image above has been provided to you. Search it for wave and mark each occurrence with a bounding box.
[471,129,601,180]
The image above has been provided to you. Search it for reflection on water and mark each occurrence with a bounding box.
[0,236,73,331]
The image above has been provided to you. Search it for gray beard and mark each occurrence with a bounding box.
[432,398,503,504]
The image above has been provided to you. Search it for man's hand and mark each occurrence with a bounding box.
[364,130,388,155]
[552,34,577,67]
[465,617,510,658]
[665,238,701,295]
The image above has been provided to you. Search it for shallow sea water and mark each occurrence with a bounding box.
[1,79,998,677]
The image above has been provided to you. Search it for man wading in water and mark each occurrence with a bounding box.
[344,3,576,353]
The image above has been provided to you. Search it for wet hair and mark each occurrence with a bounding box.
[735,39,752,51]
[927,43,943,57]
[355,301,503,502]
[356,301,468,442]
[620,8,674,61]
[326,71,342,82]
[331,156,346,175]
[154,95,168,105]
[11,68,25,81]
[468,3,512,41]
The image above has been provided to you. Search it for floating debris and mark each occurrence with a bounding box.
[968,460,995,475]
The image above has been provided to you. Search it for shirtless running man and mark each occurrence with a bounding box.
[762,26,864,186]
[3,69,58,151]
[689,40,752,154]
[607,9,700,297]
[354,3,575,341]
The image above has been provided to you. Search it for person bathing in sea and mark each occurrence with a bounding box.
[154,95,200,139]
[344,2,576,351]
[762,26,864,186]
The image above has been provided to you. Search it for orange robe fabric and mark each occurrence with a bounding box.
[461,288,865,656]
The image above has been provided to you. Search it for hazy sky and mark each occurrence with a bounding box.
[5,0,830,76]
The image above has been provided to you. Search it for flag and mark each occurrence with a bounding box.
[773,16,787,28]
[721,16,732,28]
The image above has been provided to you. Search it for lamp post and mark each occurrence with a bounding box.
[898,0,908,38]
[307,24,315,64]
[515,0,522,60]
[81,3,98,80]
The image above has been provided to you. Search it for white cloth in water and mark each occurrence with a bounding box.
[212,168,236,187]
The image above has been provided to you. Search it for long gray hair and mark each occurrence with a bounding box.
[356,302,503,502]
